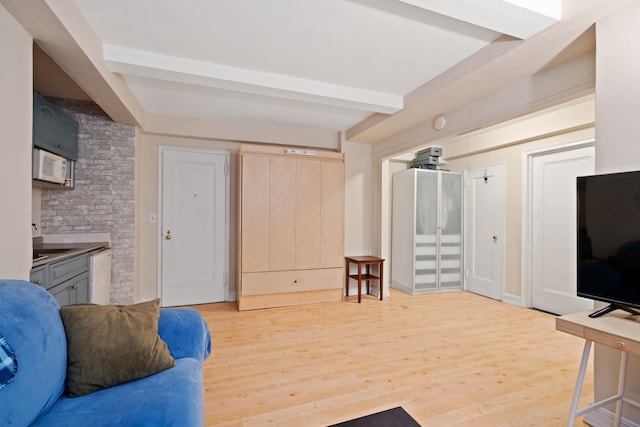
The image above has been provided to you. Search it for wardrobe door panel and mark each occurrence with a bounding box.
[296,159,322,270]
[241,155,270,272]
[269,157,296,271]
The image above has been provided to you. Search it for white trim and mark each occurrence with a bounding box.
[157,145,231,303]
[502,293,522,307]
[520,138,595,308]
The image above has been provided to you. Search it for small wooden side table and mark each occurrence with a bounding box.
[345,256,384,303]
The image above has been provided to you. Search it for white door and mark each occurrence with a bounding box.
[465,165,504,300]
[529,145,595,315]
[160,147,228,306]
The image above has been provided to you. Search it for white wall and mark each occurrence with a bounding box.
[592,1,640,423]
[0,5,32,280]
[343,140,373,256]
[136,135,366,302]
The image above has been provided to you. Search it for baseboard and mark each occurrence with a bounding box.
[142,293,238,305]
[501,293,522,307]
[584,407,640,427]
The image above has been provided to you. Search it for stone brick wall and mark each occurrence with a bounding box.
[40,98,135,304]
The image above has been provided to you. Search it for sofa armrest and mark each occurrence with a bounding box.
[158,308,211,362]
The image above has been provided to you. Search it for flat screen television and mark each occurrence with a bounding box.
[577,170,640,318]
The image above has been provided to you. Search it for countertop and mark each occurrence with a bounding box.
[32,242,109,268]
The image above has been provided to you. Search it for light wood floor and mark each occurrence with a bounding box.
[195,290,593,426]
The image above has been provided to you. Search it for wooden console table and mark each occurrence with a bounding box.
[556,310,640,427]
[345,256,384,303]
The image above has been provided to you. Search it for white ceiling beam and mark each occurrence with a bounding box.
[144,112,340,150]
[103,44,403,114]
[395,0,560,39]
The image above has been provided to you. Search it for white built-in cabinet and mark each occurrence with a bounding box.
[391,168,462,294]
[237,145,345,310]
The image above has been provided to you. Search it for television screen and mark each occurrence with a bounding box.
[577,170,640,317]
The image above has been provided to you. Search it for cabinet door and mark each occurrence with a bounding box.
[296,159,322,269]
[269,157,296,271]
[33,92,79,160]
[71,271,90,304]
[391,169,418,292]
[241,154,270,272]
[439,173,462,290]
[33,93,60,152]
[320,160,345,268]
[49,281,73,306]
[49,271,90,306]
[59,115,79,161]
[414,170,438,292]
[30,265,49,289]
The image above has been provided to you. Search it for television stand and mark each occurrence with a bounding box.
[588,304,640,318]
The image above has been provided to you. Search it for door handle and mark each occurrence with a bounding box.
[492,235,497,242]
[165,230,172,240]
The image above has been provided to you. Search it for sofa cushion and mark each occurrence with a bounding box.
[60,299,176,397]
[30,358,205,427]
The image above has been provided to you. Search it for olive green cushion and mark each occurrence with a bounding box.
[59,299,176,397]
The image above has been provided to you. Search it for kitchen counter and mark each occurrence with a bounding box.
[32,242,109,268]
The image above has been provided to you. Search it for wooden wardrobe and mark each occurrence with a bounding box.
[237,145,345,310]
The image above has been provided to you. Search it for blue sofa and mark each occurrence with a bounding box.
[0,280,211,427]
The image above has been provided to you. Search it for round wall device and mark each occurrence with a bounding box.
[433,115,447,131]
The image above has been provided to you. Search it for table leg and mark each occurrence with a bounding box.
[379,261,384,300]
[357,263,362,303]
[345,259,349,297]
[567,340,592,427]
[614,351,629,427]
[366,264,370,295]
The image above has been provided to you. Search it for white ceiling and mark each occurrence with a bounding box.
[73,0,560,133]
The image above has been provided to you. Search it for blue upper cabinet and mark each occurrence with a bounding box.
[33,92,79,161]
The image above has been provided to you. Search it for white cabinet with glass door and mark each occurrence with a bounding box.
[391,168,462,294]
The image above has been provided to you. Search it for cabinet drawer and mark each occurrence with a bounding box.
[586,329,640,356]
[242,268,343,296]
[50,254,89,287]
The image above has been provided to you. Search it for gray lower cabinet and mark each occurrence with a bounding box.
[29,264,48,288]
[30,254,90,306]
[49,270,90,306]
